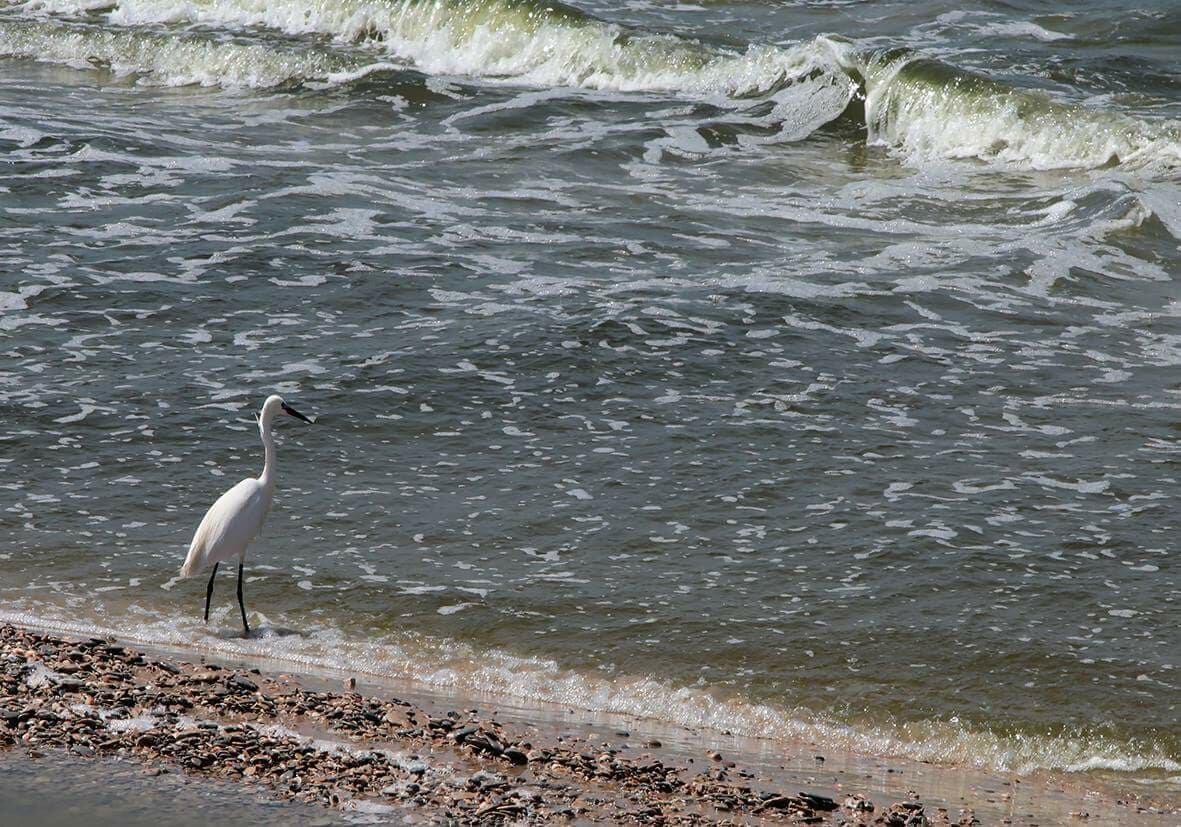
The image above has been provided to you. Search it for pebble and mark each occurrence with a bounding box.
[228,675,258,693]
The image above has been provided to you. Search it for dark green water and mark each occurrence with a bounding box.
[1,0,1178,792]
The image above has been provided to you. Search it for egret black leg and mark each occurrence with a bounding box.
[203,562,219,622]
[237,562,250,637]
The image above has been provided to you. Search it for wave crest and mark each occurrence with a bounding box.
[824,37,1181,170]
[0,18,375,87]
[6,0,1179,170]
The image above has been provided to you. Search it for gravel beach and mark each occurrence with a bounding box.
[2,623,1177,825]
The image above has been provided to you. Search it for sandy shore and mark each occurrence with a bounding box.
[1,623,1176,825]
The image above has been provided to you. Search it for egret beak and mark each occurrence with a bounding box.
[281,402,313,424]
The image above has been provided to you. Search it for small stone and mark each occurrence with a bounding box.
[449,726,478,743]
[799,793,838,811]
[759,795,796,811]
[227,675,258,692]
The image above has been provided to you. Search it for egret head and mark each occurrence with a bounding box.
[260,394,313,425]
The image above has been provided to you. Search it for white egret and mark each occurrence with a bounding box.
[179,394,313,636]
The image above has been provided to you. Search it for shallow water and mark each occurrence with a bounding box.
[0,749,345,826]
[1,0,1179,794]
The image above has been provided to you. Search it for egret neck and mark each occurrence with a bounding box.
[258,406,278,490]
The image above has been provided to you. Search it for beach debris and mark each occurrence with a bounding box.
[844,793,875,812]
[875,799,929,826]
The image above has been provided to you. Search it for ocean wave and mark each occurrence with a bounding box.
[23,0,846,97]
[4,604,1178,782]
[823,37,1181,171]
[6,0,1180,170]
[0,17,383,87]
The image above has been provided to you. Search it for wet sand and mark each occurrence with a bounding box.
[1,623,1176,825]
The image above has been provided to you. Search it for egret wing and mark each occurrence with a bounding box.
[179,478,271,577]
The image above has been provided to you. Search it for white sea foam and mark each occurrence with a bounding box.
[106,712,160,732]
[821,37,1181,171]
[23,0,845,97]
[22,661,62,688]
[0,18,368,87]
[6,0,1178,170]
[981,21,1072,43]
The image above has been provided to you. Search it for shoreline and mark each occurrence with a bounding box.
[5,606,1175,792]
[2,622,1177,825]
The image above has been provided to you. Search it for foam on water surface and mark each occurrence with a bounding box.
[0,17,384,87]
[826,40,1181,170]
[3,0,1178,168]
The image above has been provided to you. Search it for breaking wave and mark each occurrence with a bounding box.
[4,0,1179,169]
[826,39,1181,170]
[16,0,847,96]
[0,17,386,87]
